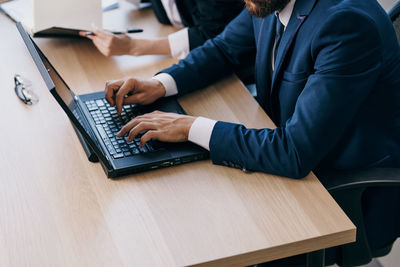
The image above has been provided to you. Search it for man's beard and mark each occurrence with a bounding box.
[244,0,291,18]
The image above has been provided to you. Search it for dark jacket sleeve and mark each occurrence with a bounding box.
[161,9,256,95]
[149,0,172,25]
[209,11,383,179]
[185,0,245,50]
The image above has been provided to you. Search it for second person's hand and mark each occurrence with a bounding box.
[105,78,166,115]
[80,25,172,57]
[80,25,133,56]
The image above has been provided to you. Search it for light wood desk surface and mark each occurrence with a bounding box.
[0,4,355,267]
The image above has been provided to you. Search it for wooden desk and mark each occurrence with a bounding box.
[0,4,355,267]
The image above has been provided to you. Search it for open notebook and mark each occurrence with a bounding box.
[0,0,102,37]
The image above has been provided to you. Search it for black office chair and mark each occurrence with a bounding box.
[318,168,400,267]
[258,167,400,267]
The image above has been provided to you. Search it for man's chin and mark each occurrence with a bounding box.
[248,8,270,18]
[245,0,291,18]
[244,0,273,18]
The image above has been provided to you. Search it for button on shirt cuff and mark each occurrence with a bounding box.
[152,73,178,97]
[188,117,217,151]
[168,28,190,59]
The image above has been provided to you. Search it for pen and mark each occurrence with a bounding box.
[84,28,143,36]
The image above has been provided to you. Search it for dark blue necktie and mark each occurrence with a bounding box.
[273,16,285,66]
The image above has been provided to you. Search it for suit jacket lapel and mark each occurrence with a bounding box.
[270,0,318,97]
[255,16,276,113]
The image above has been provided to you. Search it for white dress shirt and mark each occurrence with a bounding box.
[153,0,296,151]
[160,0,190,59]
[129,0,190,59]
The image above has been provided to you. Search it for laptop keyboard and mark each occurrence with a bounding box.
[85,99,160,159]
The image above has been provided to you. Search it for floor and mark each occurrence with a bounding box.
[329,240,400,267]
[377,240,400,267]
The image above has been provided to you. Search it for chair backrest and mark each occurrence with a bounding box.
[319,168,400,266]
[389,0,400,43]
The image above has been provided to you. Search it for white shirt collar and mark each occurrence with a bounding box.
[275,0,296,28]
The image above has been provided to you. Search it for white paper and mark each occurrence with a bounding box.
[33,0,102,32]
[1,0,102,33]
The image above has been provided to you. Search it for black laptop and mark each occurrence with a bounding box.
[17,22,208,178]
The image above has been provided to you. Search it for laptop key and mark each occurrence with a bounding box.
[96,99,105,107]
[139,146,148,153]
[96,125,107,139]
[145,143,154,152]
[113,153,124,159]
[87,105,98,111]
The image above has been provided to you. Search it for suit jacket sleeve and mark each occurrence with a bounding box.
[149,0,171,25]
[186,0,245,50]
[161,9,256,95]
[209,11,383,178]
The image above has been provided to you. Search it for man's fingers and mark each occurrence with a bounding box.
[123,93,145,105]
[105,80,124,106]
[79,31,92,39]
[86,34,95,40]
[92,37,109,55]
[140,130,158,147]
[127,122,157,142]
[115,79,135,115]
[91,24,110,38]
[117,117,152,137]
[117,118,141,137]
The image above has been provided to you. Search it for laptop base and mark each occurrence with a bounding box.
[72,123,99,162]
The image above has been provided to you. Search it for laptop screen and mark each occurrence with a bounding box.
[32,39,94,138]
[38,46,76,110]
[17,22,111,169]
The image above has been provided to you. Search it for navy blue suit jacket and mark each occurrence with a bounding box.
[161,0,400,178]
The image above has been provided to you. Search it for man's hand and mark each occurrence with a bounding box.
[80,26,134,57]
[117,111,196,146]
[80,25,171,57]
[105,77,166,115]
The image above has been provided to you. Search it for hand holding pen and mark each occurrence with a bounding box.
[79,25,145,57]
[80,24,172,57]
[83,28,143,36]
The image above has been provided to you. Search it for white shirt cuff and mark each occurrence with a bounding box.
[152,73,178,97]
[168,28,190,60]
[188,117,217,151]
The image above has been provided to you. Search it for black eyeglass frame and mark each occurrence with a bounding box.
[14,74,38,105]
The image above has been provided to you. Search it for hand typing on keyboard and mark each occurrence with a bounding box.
[105,78,166,115]
[117,110,196,147]
[105,77,197,147]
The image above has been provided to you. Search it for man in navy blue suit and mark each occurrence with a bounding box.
[104,0,399,264]
[105,0,400,178]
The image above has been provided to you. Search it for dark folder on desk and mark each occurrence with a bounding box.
[30,27,87,38]
[17,22,208,178]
